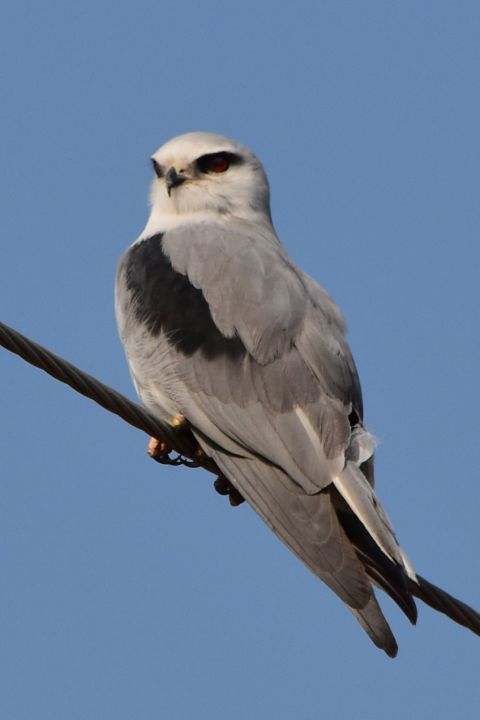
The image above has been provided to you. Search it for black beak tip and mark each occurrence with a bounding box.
[166,167,186,196]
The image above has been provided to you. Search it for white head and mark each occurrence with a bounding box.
[144,132,272,234]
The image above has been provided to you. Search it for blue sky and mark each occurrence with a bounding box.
[1,2,480,718]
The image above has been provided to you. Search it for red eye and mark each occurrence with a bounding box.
[197,152,230,174]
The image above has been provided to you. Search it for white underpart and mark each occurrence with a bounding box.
[349,426,377,465]
[141,208,223,238]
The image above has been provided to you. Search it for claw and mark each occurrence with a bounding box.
[228,486,245,506]
[214,476,231,496]
[213,476,245,506]
[147,415,188,460]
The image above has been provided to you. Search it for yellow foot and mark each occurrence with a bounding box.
[147,416,188,458]
[147,437,171,459]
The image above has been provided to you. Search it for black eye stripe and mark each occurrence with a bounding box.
[196,151,242,174]
[151,159,164,178]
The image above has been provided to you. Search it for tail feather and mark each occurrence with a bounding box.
[205,448,372,609]
[350,592,398,658]
[334,495,418,625]
[410,575,480,636]
[196,434,480,655]
[201,444,400,657]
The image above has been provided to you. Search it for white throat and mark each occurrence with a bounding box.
[141,206,225,237]
[140,181,272,239]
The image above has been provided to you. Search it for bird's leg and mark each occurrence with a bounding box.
[148,417,243,506]
[147,414,187,460]
[213,475,245,506]
[147,436,172,460]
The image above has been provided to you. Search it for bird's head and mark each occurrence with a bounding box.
[146,132,272,231]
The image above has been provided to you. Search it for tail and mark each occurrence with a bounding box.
[199,436,480,654]
[202,445,400,657]
[332,483,480,643]
[410,575,480,636]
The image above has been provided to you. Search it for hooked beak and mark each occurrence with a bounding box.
[165,166,187,196]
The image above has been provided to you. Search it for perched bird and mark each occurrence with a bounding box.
[116,131,480,656]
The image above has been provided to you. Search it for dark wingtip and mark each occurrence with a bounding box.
[385,641,399,659]
[351,594,399,658]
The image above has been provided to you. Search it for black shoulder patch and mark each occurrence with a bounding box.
[124,234,246,360]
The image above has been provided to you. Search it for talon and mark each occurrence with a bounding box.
[148,416,188,461]
[147,437,171,460]
[228,487,245,506]
[194,446,207,460]
[214,476,231,496]
[213,476,245,506]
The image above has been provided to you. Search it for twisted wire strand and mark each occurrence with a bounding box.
[410,575,480,637]
[0,320,215,472]
[3,322,480,629]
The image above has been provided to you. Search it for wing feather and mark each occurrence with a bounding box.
[116,220,415,654]
[203,447,371,609]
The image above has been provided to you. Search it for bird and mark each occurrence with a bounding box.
[115,131,480,657]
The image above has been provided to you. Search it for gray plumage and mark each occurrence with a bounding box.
[116,131,480,656]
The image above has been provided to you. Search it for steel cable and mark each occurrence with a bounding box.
[0,320,215,472]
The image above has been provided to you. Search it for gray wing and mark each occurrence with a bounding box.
[161,221,359,482]
[205,448,399,657]
[116,221,413,654]
[118,221,360,490]
[161,222,407,562]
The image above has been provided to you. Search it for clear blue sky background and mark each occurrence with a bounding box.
[1,2,479,718]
